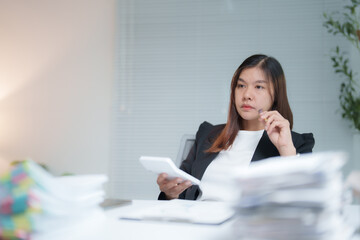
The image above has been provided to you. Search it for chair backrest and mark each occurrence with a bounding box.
[175,134,195,167]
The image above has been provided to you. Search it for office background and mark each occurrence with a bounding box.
[0,0,358,200]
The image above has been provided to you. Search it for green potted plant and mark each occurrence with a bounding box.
[323,0,360,132]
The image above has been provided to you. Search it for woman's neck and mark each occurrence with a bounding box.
[241,119,265,131]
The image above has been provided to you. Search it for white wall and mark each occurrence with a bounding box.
[0,0,115,176]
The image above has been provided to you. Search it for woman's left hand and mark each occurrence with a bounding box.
[259,110,296,156]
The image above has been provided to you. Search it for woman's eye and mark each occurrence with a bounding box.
[256,85,265,89]
[237,84,245,88]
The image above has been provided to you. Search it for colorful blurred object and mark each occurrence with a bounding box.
[0,160,107,240]
[0,161,42,240]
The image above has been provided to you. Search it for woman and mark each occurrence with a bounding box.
[157,54,315,201]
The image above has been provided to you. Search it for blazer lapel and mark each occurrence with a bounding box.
[184,127,221,200]
[192,126,222,180]
[251,131,279,162]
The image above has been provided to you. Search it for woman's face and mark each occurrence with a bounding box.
[234,67,274,129]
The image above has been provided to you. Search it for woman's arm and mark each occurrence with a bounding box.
[157,134,198,200]
[157,121,214,200]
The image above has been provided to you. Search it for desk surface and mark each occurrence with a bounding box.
[34,200,360,240]
[102,200,235,240]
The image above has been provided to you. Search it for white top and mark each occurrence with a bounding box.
[197,130,264,201]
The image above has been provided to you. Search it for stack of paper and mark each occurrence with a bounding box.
[29,161,108,239]
[0,160,108,240]
[233,152,355,240]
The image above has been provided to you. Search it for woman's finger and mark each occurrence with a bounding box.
[267,119,280,134]
[260,110,284,121]
[160,177,184,193]
[157,173,168,185]
[268,118,289,134]
[264,114,276,130]
[167,181,192,194]
[260,110,278,125]
[162,180,192,199]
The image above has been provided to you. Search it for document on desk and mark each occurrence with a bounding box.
[119,199,235,225]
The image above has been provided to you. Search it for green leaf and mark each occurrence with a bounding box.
[324,0,360,132]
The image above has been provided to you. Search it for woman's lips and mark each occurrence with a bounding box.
[241,105,254,110]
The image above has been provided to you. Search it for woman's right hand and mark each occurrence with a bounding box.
[157,173,192,200]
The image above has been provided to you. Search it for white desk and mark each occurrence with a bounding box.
[102,200,235,240]
[33,200,360,240]
[102,200,360,240]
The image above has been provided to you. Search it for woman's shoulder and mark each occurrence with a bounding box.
[196,121,225,141]
[290,130,315,153]
[198,121,225,131]
[198,121,225,134]
[291,131,314,140]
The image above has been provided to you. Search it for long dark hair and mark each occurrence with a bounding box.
[207,54,293,153]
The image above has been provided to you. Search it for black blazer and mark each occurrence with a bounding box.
[159,121,315,200]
